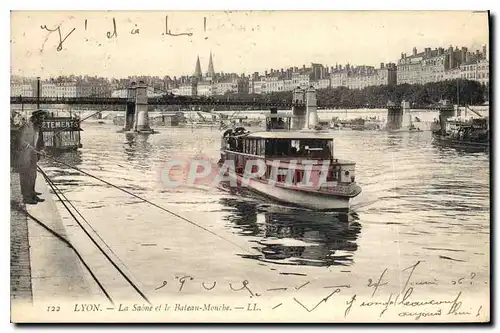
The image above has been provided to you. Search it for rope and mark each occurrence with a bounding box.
[11,203,114,305]
[38,166,152,305]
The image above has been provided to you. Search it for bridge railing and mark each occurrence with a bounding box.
[10,96,456,111]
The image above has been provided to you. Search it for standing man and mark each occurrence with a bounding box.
[17,109,46,204]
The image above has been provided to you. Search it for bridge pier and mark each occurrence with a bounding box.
[401,101,412,128]
[438,105,458,132]
[291,87,306,130]
[386,101,404,130]
[305,86,318,129]
[132,80,153,133]
[123,82,136,131]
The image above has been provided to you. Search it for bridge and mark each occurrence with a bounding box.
[11,82,459,134]
[10,95,455,111]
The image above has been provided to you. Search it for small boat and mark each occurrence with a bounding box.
[432,116,489,151]
[218,110,362,211]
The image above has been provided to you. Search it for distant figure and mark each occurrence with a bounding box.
[17,109,47,204]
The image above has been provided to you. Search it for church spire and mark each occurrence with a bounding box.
[194,55,202,78]
[207,52,215,77]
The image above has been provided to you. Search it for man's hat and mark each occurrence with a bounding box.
[32,109,48,117]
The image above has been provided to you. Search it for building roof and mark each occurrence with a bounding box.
[194,56,202,78]
[207,52,215,76]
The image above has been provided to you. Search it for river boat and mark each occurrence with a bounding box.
[218,111,362,211]
[432,116,489,150]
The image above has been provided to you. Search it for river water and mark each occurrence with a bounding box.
[39,118,490,310]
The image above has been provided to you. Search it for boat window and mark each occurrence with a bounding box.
[295,170,303,184]
[277,170,286,183]
[266,165,271,178]
[265,139,332,159]
[260,139,266,155]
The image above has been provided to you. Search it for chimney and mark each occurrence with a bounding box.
[413,47,417,56]
[461,47,468,63]
[483,45,487,59]
[401,52,404,59]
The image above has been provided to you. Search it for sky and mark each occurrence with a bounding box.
[10,10,489,78]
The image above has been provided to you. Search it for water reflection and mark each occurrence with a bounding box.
[220,198,362,267]
[123,133,154,168]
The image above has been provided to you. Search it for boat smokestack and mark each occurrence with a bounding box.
[305,86,318,129]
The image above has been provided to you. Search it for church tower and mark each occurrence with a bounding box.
[207,52,215,78]
[194,55,202,79]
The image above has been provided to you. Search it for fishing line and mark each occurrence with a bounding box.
[11,203,114,305]
[38,166,152,305]
[44,155,256,255]
[39,109,105,145]
[37,166,144,290]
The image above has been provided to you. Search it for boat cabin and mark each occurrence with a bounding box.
[221,131,357,186]
[264,111,294,131]
[445,117,489,142]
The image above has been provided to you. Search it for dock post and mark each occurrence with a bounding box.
[305,86,318,129]
[133,80,151,133]
[124,82,137,131]
[291,87,306,130]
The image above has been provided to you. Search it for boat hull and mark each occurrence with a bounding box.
[432,134,489,151]
[222,172,359,211]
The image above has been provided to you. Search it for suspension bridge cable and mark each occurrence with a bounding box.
[11,203,114,305]
[38,166,152,305]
